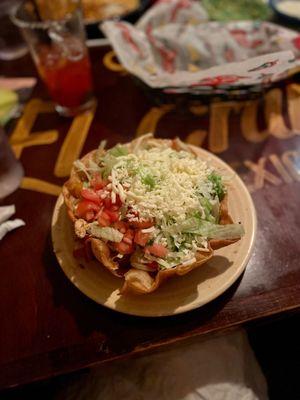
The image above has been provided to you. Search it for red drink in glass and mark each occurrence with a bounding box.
[12,3,95,116]
[37,40,94,113]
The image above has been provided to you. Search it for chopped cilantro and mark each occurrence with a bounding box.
[141,174,156,189]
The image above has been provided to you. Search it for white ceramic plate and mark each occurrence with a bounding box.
[51,146,256,317]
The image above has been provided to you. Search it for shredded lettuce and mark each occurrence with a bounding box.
[89,225,124,242]
[88,159,101,171]
[162,217,244,240]
[205,223,244,240]
[211,197,220,222]
[208,172,225,200]
[164,217,199,236]
[108,144,128,157]
[98,140,107,151]
[73,160,92,181]
[94,140,107,163]
[101,154,119,179]
[199,197,216,222]
[131,249,155,271]
[184,219,244,240]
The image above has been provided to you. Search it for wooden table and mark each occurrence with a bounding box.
[0,44,300,390]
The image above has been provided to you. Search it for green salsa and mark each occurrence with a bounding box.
[202,0,271,21]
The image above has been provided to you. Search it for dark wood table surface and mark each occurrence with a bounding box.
[0,44,300,390]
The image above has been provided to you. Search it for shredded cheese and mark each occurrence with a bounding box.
[108,146,214,224]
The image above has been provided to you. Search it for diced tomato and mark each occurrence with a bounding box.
[134,230,150,247]
[115,194,123,206]
[94,181,107,190]
[97,210,111,227]
[147,261,159,270]
[111,205,119,212]
[104,197,112,208]
[91,173,108,190]
[145,243,168,258]
[108,194,122,206]
[113,221,127,233]
[125,229,134,239]
[123,237,132,245]
[97,216,109,227]
[81,188,102,205]
[76,200,100,221]
[105,209,119,222]
[129,219,154,229]
[114,241,134,255]
[101,210,111,221]
[123,229,134,245]
[171,138,179,150]
[86,211,95,221]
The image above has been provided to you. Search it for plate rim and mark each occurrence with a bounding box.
[51,144,257,317]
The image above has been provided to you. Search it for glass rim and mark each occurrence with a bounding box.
[10,0,77,30]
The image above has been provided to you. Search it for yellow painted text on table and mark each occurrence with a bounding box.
[9,84,300,197]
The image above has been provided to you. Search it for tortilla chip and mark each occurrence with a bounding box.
[90,238,123,277]
[121,248,213,295]
[210,195,240,251]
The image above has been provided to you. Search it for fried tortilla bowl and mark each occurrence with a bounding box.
[62,136,242,295]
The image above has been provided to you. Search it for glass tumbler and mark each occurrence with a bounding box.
[0,0,28,61]
[11,1,95,116]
